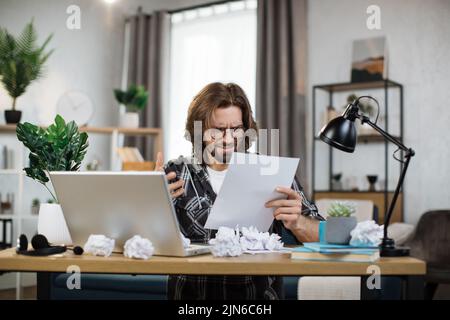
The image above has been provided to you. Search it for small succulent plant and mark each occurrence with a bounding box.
[327,201,356,218]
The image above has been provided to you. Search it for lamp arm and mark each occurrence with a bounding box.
[382,151,412,238]
[357,115,415,241]
[359,115,413,155]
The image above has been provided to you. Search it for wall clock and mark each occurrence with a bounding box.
[56,91,94,126]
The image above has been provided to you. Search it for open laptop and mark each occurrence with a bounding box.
[49,171,210,257]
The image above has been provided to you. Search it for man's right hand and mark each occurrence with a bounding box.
[155,152,185,199]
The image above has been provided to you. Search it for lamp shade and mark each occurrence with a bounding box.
[319,116,357,153]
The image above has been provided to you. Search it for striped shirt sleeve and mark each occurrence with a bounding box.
[291,176,325,221]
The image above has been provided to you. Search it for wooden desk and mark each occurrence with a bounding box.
[0,248,426,299]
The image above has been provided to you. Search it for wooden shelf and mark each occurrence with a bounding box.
[0,124,163,162]
[0,124,161,136]
[313,79,402,92]
[0,214,38,220]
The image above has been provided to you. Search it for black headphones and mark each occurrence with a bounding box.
[16,234,84,256]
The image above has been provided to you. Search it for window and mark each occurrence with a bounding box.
[165,0,257,160]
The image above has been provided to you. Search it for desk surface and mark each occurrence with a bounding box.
[0,248,426,276]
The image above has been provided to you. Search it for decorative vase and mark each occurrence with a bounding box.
[4,110,22,124]
[31,204,39,215]
[37,203,72,245]
[119,112,139,128]
[325,216,357,245]
[331,173,343,191]
[367,175,378,191]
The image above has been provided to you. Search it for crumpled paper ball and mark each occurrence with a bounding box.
[84,235,115,257]
[350,220,384,247]
[240,226,284,252]
[264,233,284,251]
[123,235,154,260]
[180,232,191,248]
[209,227,242,257]
[240,226,266,251]
[209,226,284,257]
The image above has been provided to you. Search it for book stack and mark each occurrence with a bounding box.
[117,147,155,171]
[290,242,380,263]
[116,147,144,162]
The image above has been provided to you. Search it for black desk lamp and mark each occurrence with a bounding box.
[319,96,414,257]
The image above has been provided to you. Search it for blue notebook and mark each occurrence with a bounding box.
[300,242,379,255]
[290,246,380,262]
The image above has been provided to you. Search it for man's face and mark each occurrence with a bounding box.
[204,105,245,164]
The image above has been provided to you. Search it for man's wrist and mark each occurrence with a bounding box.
[292,214,320,243]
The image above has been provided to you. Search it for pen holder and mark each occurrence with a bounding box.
[319,221,327,243]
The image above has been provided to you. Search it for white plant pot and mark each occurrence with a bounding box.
[120,112,139,128]
[37,203,73,245]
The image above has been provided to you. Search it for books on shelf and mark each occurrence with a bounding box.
[290,242,380,263]
[116,147,144,162]
[0,144,15,170]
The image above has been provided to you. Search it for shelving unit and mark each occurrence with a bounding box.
[0,125,163,170]
[0,124,162,299]
[312,79,404,224]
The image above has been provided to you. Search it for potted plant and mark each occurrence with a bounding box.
[114,84,149,128]
[0,20,53,124]
[325,201,357,244]
[16,115,88,244]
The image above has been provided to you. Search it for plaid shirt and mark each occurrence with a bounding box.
[164,155,323,300]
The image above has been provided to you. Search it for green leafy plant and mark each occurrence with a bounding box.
[114,84,149,112]
[16,115,89,202]
[0,19,53,110]
[327,201,356,218]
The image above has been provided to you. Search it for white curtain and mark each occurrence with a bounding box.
[165,0,257,160]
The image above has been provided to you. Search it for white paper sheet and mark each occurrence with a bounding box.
[205,153,300,231]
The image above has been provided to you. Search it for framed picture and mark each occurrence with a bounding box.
[351,36,387,82]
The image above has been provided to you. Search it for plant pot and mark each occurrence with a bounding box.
[367,175,378,191]
[325,216,357,245]
[119,112,139,128]
[37,203,72,245]
[4,110,22,124]
[31,205,39,215]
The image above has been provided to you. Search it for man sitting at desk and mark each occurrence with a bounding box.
[156,82,324,300]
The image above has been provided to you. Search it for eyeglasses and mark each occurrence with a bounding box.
[208,125,245,139]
